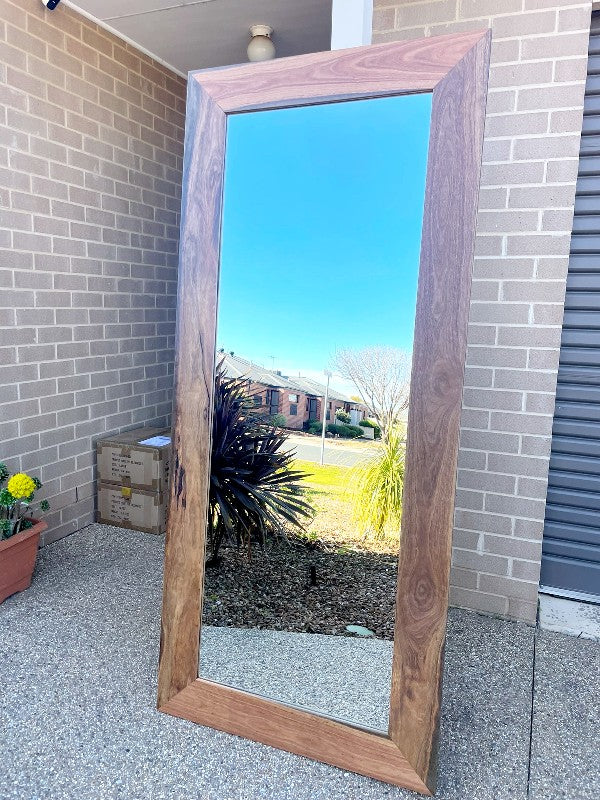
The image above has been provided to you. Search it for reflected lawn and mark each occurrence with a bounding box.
[294,460,400,557]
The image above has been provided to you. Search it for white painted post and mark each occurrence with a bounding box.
[331,0,373,50]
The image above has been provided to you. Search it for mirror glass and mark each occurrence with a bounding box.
[199,92,432,731]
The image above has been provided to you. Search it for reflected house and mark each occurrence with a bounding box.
[219,352,368,430]
[290,376,368,428]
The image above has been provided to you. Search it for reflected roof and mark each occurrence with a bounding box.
[219,352,296,390]
[218,352,364,406]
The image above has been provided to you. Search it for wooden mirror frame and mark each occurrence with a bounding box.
[158,30,490,796]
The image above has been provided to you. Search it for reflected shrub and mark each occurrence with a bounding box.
[269,413,287,428]
[359,419,382,439]
[334,409,351,424]
[327,423,364,439]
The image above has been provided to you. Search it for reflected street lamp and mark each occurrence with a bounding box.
[320,370,332,466]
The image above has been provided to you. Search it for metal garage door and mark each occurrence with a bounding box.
[540,12,600,602]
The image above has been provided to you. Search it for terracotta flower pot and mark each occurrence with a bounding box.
[0,518,47,604]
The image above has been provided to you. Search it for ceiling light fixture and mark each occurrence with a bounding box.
[247,24,276,62]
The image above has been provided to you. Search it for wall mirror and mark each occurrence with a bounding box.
[159,31,490,796]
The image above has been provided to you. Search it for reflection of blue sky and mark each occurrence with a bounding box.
[217,92,432,385]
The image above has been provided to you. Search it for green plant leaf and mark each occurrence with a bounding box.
[0,488,14,507]
[207,361,315,561]
[350,428,404,540]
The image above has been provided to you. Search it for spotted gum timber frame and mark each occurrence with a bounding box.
[158,30,491,795]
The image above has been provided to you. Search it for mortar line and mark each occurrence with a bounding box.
[526,619,540,798]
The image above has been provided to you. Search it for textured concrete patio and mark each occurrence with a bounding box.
[1,524,598,800]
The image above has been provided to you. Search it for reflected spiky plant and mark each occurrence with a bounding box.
[207,362,313,564]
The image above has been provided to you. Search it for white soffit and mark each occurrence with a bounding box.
[66,0,333,77]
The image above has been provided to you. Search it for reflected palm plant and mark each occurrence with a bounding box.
[207,362,313,565]
[351,428,405,540]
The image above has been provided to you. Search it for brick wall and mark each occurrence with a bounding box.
[0,0,186,544]
[373,0,592,622]
[280,391,305,430]
[1,0,592,622]
[246,382,305,430]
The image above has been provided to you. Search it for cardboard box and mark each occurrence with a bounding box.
[97,481,166,535]
[97,427,171,492]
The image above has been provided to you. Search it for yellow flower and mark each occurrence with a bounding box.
[7,473,36,500]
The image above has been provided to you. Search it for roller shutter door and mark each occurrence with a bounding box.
[541,12,600,601]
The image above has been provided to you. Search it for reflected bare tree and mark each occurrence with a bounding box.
[332,346,411,441]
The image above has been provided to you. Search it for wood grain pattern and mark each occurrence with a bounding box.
[160,679,432,794]
[158,30,491,794]
[388,30,491,790]
[193,31,487,112]
[157,79,226,707]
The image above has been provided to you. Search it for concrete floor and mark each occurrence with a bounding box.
[1,524,598,800]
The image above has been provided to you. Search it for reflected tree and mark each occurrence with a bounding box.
[332,346,410,441]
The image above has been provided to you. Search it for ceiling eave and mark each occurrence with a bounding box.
[63,0,188,79]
